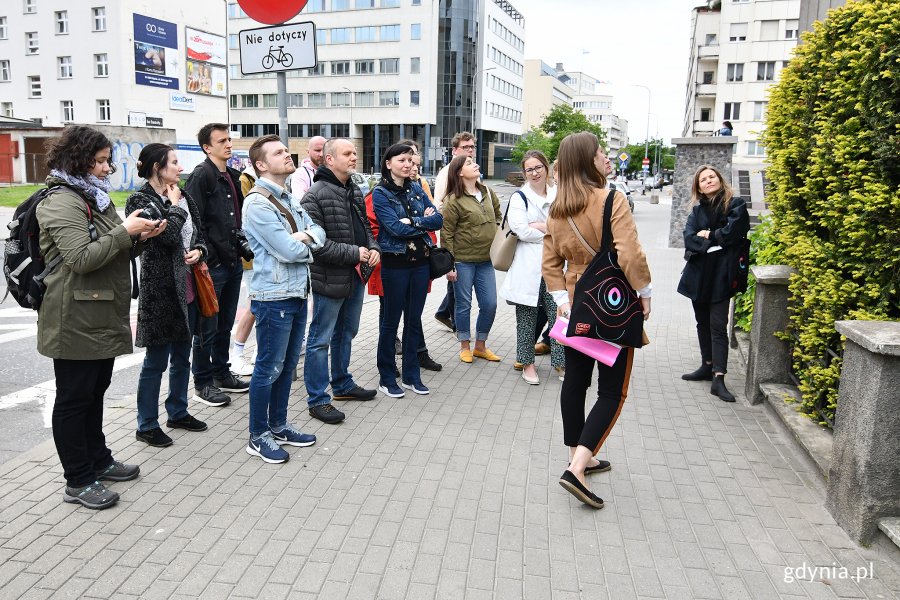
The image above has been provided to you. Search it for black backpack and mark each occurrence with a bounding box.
[3,186,95,310]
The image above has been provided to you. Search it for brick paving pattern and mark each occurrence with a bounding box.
[0,200,898,599]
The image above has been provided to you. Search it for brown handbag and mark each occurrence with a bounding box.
[192,262,219,318]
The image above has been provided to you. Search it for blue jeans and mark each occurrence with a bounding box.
[378,264,430,386]
[136,302,198,432]
[453,261,497,343]
[192,261,243,388]
[435,281,455,320]
[304,277,365,407]
[249,298,307,437]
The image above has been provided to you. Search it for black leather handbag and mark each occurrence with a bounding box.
[566,190,645,348]
[429,247,455,280]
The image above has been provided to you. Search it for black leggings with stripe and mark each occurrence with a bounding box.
[560,345,634,453]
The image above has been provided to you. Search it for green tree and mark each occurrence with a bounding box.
[512,104,606,163]
[617,139,675,176]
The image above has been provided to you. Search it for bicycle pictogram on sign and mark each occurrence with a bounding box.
[262,46,294,69]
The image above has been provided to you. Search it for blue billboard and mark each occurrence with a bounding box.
[133,14,179,90]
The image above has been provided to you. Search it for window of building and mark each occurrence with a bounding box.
[229,65,239,78]
[55,11,69,34]
[261,124,278,135]
[316,29,327,44]
[28,75,41,98]
[753,101,767,121]
[61,100,74,122]
[24,0,37,14]
[724,102,741,120]
[411,23,421,40]
[240,124,258,138]
[726,63,743,82]
[757,61,775,81]
[227,3,246,18]
[737,170,751,197]
[331,61,351,75]
[308,63,325,76]
[263,94,277,108]
[0,17,7,40]
[702,71,714,84]
[228,34,239,49]
[355,91,374,107]
[333,0,349,10]
[732,0,749,3]
[380,25,400,41]
[229,94,237,108]
[356,59,375,74]
[410,57,420,74]
[410,90,419,106]
[241,94,258,108]
[0,102,12,117]
[355,0,375,7]
[287,93,303,107]
[355,26,376,42]
[331,28,352,44]
[729,22,747,42]
[785,19,799,39]
[746,141,765,156]
[289,124,303,137]
[379,91,399,106]
[308,124,325,137]
[304,0,325,11]
[705,33,717,45]
[308,93,326,108]
[411,0,421,5]
[759,20,779,41]
[94,53,108,77]
[332,124,350,137]
[700,108,711,122]
[58,56,73,79]
[0,61,10,82]
[97,99,110,122]
[92,7,106,32]
[331,92,350,107]
[26,31,39,54]
[380,58,399,74]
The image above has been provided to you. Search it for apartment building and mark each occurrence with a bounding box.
[0,0,229,188]
[682,0,801,207]
[522,60,575,130]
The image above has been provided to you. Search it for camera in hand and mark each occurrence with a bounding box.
[138,202,167,222]
[234,229,254,261]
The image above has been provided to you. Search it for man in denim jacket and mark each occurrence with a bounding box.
[241,135,326,464]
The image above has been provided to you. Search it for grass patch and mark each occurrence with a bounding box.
[0,185,131,208]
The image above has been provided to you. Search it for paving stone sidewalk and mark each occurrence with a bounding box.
[0,202,898,600]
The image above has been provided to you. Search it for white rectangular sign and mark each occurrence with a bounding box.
[169,92,197,111]
[239,22,317,75]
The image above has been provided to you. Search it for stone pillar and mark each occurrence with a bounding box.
[668,137,736,248]
[745,265,794,404]
[826,320,900,545]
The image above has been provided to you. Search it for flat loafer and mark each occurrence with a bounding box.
[559,470,604,509]
[521,372,540,385]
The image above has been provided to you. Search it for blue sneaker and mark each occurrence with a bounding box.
[402,381,430,395]
[246,431,289,464]
[270,424,316,447]
[378,382,405,398]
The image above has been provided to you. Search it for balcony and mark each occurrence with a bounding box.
[695,83,717,97]
[698,44,720,59]
[692,121,717,136]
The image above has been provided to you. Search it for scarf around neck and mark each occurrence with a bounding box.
[50,169,112,212]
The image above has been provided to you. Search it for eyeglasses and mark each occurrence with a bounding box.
[458,144,475,150]
[524,165,545,175]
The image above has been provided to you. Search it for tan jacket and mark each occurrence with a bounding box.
[542,188,651,304]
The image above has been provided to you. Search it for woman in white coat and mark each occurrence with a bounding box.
[499,150,564,385]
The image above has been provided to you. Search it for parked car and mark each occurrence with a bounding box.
[642,175,662,192]
[609,181,634,213]
[351,172,370,198]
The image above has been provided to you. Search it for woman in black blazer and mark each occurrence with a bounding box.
[677,165,750,402]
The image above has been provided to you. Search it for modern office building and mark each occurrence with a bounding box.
[522,60,575,130]
[226,0,525,176]
[0,0,230,188]
[682,0,801,207]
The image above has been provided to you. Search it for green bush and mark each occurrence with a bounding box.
[733,215,783,332]
[761,0,900,425]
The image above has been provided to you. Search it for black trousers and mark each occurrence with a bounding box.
[691,299,730,374]
[560,345,634,452]
[52,358,116,488]
[435,281,455,320]
[533,295,551,345]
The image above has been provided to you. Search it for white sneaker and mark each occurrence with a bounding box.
[232,353,253,377]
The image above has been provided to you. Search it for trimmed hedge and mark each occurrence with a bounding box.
[761,0,900,425]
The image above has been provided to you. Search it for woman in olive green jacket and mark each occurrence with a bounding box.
[36,126,165,510]
[440,155,502,364]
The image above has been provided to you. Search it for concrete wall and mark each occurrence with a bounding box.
[669,137,736,248]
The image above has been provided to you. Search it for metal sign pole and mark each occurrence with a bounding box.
[277,71,288,146]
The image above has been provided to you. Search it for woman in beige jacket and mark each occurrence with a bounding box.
[542,132,652,509]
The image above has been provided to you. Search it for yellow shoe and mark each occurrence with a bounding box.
[514,362,524,371]
[460,349,473,363]
[472,348,501,362]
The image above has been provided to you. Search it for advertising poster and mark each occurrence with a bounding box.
[133,14,179,89]
[186,27,227,97]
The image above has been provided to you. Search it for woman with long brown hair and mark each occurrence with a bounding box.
[543,132,652,509]
[677,165,749,402]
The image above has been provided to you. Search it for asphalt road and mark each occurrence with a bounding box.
[0,179,657,466]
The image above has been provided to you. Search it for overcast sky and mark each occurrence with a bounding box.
[509,0,704,145]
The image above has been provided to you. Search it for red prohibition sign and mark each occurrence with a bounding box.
[237,0,309,25]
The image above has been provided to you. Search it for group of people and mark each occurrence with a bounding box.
[33,123,748,511]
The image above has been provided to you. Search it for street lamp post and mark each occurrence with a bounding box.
[631,84,652,172]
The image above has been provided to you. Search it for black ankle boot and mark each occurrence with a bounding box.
[710,375,735,402]
[682,363,713,381]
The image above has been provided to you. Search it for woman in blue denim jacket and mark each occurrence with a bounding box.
[371,143,443,397]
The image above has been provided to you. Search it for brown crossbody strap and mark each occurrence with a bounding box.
[248,185,298,233]
[566,216,596,257]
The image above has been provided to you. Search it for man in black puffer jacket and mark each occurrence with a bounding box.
[301,138,381,424]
